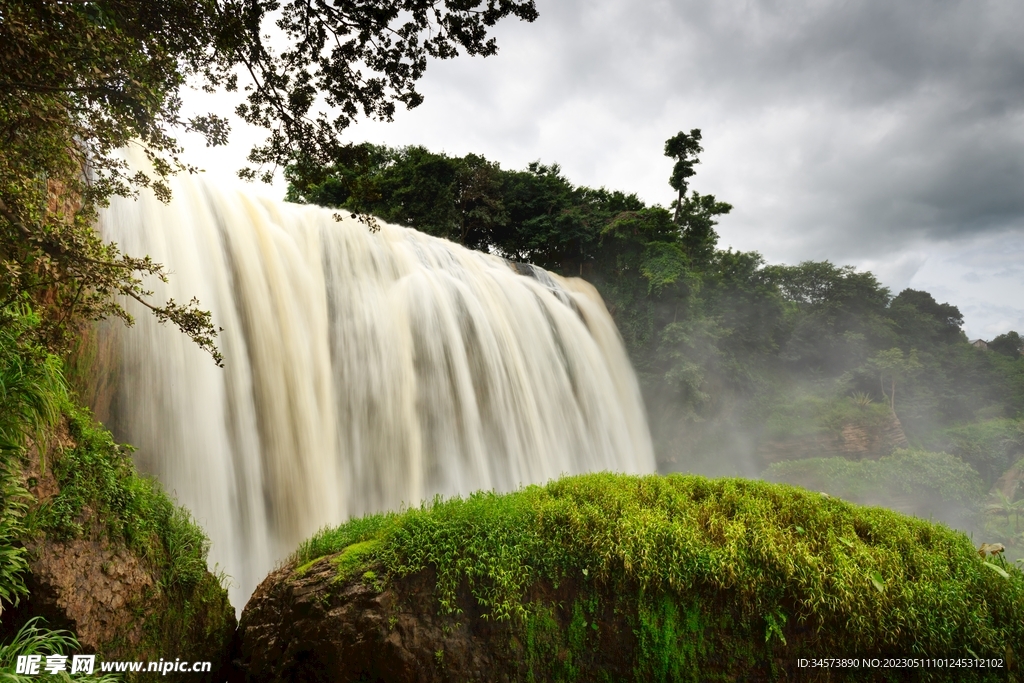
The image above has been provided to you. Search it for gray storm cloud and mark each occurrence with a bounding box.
[505,0,1024,254]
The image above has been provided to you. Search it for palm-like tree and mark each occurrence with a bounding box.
[987,490,1024,531]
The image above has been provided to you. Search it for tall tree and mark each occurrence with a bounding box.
[990,331,1023,359]
[663,129,731,264]
[868,347,922,414]
[664,129,703,223]
[888,289,964,346]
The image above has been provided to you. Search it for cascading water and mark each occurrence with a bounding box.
[97,163,655,608]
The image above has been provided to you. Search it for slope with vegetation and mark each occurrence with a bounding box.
[0,305,235,680]
[239,473,1024,682]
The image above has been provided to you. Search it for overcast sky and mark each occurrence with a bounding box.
[179,0,1024,340]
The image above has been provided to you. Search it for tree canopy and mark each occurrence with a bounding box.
[991,331,1023,359]
[0,0,537,358]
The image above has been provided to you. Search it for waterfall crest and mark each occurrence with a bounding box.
[97,167,655,606]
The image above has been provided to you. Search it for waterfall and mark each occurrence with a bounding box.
[96,165,655,608]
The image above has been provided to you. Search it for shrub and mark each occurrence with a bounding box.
[764,448,987,528]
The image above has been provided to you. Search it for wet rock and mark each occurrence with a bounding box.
[238,561,517,683]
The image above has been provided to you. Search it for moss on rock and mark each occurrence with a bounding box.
[243,472,1024,682]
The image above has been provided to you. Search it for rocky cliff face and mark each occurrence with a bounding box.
[22,536,156,656]
[2,415,237,682]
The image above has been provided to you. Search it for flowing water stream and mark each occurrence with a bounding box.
[97,165,655,607]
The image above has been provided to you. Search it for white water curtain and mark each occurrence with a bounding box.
[98,158,655,608]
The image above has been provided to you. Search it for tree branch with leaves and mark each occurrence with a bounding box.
[0,0,536,362]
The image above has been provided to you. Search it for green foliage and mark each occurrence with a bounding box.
[981,479,1024,562]
[0,306,66,616]
[296,473,1024,677]
[296,511,398,567]
[763,394,893,441]
[764,449,987,527]
[990,331,1023,359]
[765,261,894,373]
[0,462,30,617]
[0,1,225,361]
[229,0,539,179]
[664,129,703,199]
[867,347,922,413]
[330,540,381,581]
[633,594,707,683]
[521,602,572,682]
[653,315,726,413]
[985,488,1024,530]
[0,617,120,683]
[0,306,67,447]
[931,419,1024,486]
[888,289,964,347]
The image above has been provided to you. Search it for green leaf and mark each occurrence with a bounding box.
[869,570,885,593]
[983,561,1010,579]
[839,537,854,548]
[764,610,787,645]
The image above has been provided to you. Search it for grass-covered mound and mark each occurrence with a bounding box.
[295,472,1023,682]
[0,306,234,679]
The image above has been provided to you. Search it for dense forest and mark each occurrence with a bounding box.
[286,135,1024,557]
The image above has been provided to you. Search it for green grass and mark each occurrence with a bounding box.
[0,304,67,616]
[296,472,1024,680]
[0,617,121,683]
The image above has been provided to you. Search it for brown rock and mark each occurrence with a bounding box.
[239,561,512,683]
[23,536,155,656]
[237,558,846,683]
